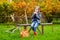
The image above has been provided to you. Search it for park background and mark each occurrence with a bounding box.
[0,0,60,40]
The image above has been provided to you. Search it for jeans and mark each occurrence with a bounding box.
[31,21,38,32]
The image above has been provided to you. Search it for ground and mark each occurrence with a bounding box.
[0,24,60,40]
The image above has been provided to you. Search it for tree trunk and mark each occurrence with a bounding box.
[25,9,28,24]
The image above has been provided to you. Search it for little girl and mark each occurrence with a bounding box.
[31,6,41,35]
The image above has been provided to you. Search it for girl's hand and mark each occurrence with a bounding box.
[34,12,37,14]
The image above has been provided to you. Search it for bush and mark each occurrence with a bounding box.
[0,0,60,23]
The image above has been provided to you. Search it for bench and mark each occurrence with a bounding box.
[6,23,53,35]
[16,23,53,35]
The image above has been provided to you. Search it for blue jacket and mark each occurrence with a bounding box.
[31,12,41,24]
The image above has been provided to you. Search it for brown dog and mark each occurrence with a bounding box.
[20,29,29,37]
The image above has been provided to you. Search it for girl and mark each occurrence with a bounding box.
[31,6,41,35]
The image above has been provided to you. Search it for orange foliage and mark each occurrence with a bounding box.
[18,1,26,9]
[26,0,38,14]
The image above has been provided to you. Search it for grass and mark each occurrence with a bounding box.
[0,24,60,40]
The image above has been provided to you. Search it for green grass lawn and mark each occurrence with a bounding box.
[0,24,60,40]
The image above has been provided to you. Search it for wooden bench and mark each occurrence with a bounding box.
[16,23,53,35]
[6,23,53,35]
[40,23,53,34]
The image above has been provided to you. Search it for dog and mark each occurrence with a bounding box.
[20,29,29,37]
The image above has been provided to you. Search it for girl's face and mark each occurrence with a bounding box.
[35,7,39,13]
